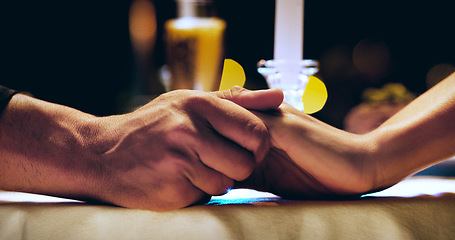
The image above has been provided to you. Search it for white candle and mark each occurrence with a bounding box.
[272,0,306,112]
[274,0,304,61]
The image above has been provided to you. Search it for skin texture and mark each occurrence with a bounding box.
[2,71,454,210]
[238,72,455,199]
[0,87,283,211]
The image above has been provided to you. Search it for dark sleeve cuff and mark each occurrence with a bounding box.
[0,85,18,114]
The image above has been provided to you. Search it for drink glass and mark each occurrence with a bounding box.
[257,59,319,111]
[164,0,226,92]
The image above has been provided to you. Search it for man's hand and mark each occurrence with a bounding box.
[93,89,283,211]
[0,88,283,212]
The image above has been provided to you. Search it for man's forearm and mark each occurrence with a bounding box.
[0,94,101,199]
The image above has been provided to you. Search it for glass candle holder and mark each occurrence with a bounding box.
[257,59,319,111]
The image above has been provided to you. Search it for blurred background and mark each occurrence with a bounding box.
[2,0,454,129]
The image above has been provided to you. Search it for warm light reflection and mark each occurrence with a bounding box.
[319,45,352,79]
[426,63,455,89]
[129,0,157,54]
[353,38,390,79]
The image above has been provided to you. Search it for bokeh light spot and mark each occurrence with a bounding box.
[353,38,390,79]
[426,63,455,89]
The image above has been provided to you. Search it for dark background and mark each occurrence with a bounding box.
[2,0,454,129]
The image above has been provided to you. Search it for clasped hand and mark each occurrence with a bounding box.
[86,87,376,211]
[89,87,283,211]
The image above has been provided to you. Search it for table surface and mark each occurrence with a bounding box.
[1,176,455,240]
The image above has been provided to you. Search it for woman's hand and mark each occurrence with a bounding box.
[239,72,455,199]
[237,103,379,198]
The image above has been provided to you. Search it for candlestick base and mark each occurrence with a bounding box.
[257,59,319,111]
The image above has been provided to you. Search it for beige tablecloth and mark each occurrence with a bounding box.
[1,176,454,240]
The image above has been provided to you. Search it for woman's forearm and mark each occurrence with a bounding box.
[0,94,101,199]
[367,72,455,189]
[246,72,455,197]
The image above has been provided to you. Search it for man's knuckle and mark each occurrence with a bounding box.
[182,93,213,110]
[244,119,268,145]
[165,120,198,145]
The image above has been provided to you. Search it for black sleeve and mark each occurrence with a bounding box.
[0,85,18,114]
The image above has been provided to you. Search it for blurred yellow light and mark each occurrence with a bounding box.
[302,76,328,114]
[129,0,157,53]
[219,59,246,91]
